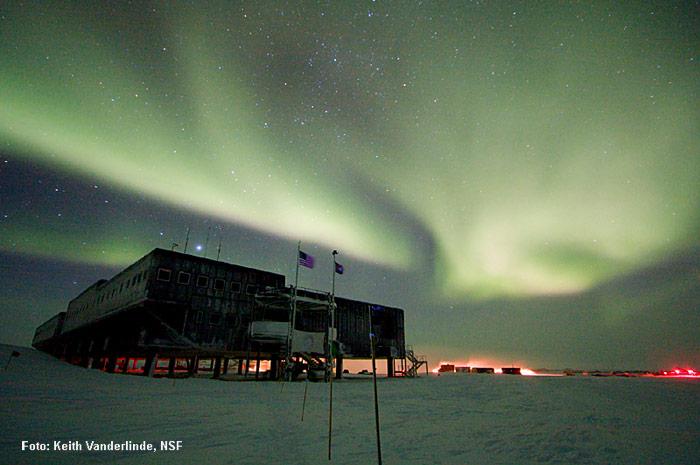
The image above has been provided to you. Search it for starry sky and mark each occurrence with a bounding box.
[1,1,698,370]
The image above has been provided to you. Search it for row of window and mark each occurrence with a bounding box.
[76,269,149,313]
[156,268,258,295]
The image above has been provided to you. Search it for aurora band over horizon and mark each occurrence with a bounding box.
[1,2,698,300]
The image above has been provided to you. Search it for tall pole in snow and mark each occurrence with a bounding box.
[331,251,338,343]
[370,305,383,465]
[328,249,339,460]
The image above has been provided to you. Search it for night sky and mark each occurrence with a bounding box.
[1,1,698,370]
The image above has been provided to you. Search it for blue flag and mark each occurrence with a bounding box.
[298,250,315,269]
[335,262,344,275]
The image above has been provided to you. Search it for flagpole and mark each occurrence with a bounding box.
[328,250,339,460]
[330,251,338,378]
[286,241,301,381]
[331,250,338,299]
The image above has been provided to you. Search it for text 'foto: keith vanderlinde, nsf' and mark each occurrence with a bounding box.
[21,440,183,452]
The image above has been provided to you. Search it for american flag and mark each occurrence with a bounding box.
[298,250,315,269]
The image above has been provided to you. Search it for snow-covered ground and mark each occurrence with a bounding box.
[1,344,698,465]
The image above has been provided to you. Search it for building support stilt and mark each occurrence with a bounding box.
[189,355,199,376]
[106,355,117,373]
[244,352,252,377]
[89,355,101,369]
[270,355,279,380]
[335,355,343,379]
[254,351,261,379]
[144,353,158,377]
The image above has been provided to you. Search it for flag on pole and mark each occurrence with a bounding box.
[335,262,344,274]
[298,250,315,269]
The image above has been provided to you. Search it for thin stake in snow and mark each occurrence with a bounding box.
[301,378,309,421]
[369,306,383,465]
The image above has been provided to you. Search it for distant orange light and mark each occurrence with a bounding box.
[521,368,537,376]
[433,361,456,373]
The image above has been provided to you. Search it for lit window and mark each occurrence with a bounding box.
[214,278,226,291]
[157,268,172,282]
[231,282,241,293]
[177,271,191,285]
[197,275,209,288]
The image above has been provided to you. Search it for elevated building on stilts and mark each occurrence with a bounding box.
[32,248,419,380]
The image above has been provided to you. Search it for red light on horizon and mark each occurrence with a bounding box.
[657,367,698,378]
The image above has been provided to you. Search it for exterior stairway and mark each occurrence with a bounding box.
[298,352,326,368]
[296,352,327,381]
[403,345,428,377]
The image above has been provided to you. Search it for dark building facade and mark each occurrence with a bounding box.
[33,248,409,379]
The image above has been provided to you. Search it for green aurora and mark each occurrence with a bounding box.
[0,1,698,368]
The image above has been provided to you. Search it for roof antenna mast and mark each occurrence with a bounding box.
[183,227,191,254]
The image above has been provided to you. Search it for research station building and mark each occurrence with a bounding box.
[33,248,426,379]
